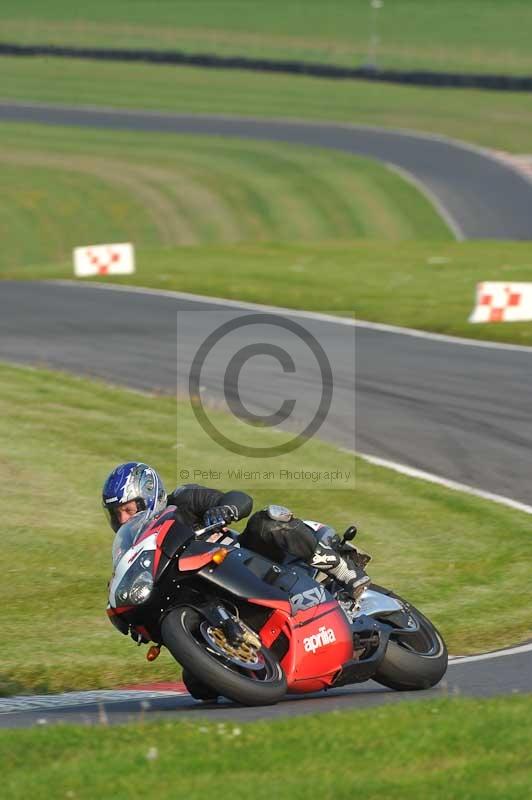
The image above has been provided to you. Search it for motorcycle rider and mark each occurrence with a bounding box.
[102,462,370,599]
[102,461,252,534]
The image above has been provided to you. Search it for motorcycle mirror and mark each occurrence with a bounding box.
[343,525,357,541]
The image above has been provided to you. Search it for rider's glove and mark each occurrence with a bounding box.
[203,504,238,528]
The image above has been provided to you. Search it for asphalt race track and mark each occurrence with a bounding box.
[2,281,532,504]
[3,101,532,239]
[1,646,531,728]
[1,104,531,724]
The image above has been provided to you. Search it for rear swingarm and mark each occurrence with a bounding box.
[331,615,392,687]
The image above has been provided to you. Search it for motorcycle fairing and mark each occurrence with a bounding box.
[142,506,183,577]
[150,513,199,581]
[191,545,304,604]
[257,600,353,693]
[111,540,303,637]
[107,604,134,634]
[176,542,351,662]
[179,547,225,571]
[108,531,158,608]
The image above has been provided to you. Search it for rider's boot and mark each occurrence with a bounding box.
[309,541,371,600]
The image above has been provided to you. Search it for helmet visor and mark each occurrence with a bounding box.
[103,498,145,532]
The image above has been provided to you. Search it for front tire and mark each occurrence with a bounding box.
[371,585,448,691]
[182,669,219,702]
[162,606,287,706]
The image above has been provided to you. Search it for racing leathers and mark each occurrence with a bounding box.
[168,484,369,599]
[239,506,370,599]
[167,483,253,529]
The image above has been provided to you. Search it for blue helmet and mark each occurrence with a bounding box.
[102,462,167,532]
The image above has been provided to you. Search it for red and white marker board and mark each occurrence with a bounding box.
[469,282,532,323]
[73,243,135,277]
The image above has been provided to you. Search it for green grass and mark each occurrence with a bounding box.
[2,1,532,75]
[3,696,532,800]
[0,122,451,270]
[2,361,532,695]
[4,56,532,153]
[8,240,532,347]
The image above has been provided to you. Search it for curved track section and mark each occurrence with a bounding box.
[2,101,532,239]
[2,646,532,728]
[2,280,532,504]
[1,105,531,724]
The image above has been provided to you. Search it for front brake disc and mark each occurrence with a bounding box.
[199,621,264,670]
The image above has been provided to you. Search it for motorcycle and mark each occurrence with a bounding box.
[107,505,448,706]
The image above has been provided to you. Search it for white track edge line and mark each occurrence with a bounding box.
[384,162,464,241]
[2,646,531,715]
[357,452,532,515]
[48,279,532,354]
[6,348,532,516]
[448,642,532,664]
[0,689,187,715]
[38,281,532,514]
[1,643,530,713]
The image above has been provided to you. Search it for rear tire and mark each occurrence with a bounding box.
[162,606,287,706]
[371,585,448,691]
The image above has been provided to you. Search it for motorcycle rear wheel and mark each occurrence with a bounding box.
[371,585,448,691]
[162,606,287,706]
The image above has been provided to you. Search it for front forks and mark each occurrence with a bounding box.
[193,601,262,650]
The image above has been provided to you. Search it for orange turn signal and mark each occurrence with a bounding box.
[147,645,160,662]
[212,547,229,565]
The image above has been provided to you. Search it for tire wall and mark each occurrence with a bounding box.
[2,42,532,92]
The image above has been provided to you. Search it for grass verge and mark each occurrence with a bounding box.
[3,56,532,152]
[1,1,532,74]
[7,240,532,347]
[0,122,450,270]
[3,696,532,800]
[2,361,531,694]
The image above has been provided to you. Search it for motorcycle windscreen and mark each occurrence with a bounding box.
[111,510,154,567]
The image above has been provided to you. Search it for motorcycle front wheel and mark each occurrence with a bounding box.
[162,606,287,706]
[371,585,448,691]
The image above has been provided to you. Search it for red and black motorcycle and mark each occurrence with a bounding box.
[107,506,447,705]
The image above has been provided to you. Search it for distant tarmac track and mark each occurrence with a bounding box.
[2,101,532,239]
